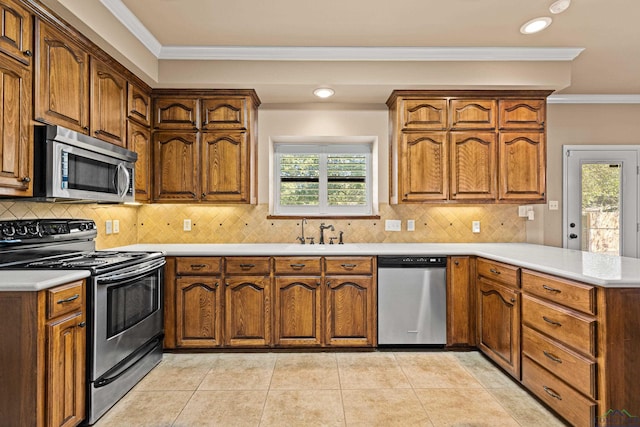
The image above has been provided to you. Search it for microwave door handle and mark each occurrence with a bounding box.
[115,163,130,198]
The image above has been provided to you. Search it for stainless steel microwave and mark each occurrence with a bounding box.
[33,125,136,203]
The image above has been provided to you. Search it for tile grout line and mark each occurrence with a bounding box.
[257,352,279,427]
[394,352,437,426]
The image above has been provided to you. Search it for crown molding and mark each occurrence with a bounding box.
[99,0,162,56]
[548,94,640,104]
[157,46,585,61]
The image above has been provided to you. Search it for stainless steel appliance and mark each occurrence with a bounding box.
[377,256,447,345]
[0,219,165,425]
[32,125,136,203]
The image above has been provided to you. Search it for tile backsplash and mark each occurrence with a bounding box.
[2,201,526,249]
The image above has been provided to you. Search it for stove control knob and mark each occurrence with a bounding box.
[15,225,28,236]
[1,225,15,238]
[26,223,40,237]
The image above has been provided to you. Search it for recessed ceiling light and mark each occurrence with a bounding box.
[520,17,552,34]
[549,0,571,14]
[313,88,335,98]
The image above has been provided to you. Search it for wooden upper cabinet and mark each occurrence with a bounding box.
[128,121,151,202]
[0,55,32,196]
[90,57,126,146]
[201,131,248,202]
[499,99,546,130]
[0,0,33,66]
[450,99,496,129]
[400,132,448,201]
[400,99,447,130]
[127,82,151,127]
[498,132,546,201]
[450,132,497,200]
[35,20,90,133]
[201,97,247,130]
[153,131,199,202]
[153,97,198,130]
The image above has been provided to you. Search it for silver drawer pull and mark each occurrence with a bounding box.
[290,264,306,269]
[190,264,206,269]
[239,263,256,268]
[57,294,79,304]
[543,351,563,363]
[542,284,561,293]
[341,263,357,269]
[542,386,562,400]
[542,316,562,327]
[489,268,501,275]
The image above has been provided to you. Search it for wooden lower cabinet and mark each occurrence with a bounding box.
[477,276,520,379]
[446,256,475,347]
[224,275,271,347]
[0,280,86,427]
[176,277,222,348]
[325,275,376,347]
[274,276,322,346]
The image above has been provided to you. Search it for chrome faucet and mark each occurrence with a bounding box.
[319,223,334,244]
[296,218,307,244]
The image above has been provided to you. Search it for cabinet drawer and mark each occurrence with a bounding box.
[522,356,596,427]
[47,280,84,319]
[522,325,596,399]
[325,257,373,275]
[522,295,596,356]
[225,257,271,275]
[477,258,519,289]
[274,257,321,275]
[522,270,596,315]
[176,257,221,275]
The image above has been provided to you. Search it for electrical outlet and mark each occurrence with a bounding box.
[518,205,528,217]
[472,221,481,233]
[183,219,192,231]
[407,219,415,232]
[105,220,113,235]
[385,219,401,231]
[113,220,119,234]
[549,200,559,210]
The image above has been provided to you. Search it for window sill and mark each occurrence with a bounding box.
[267,215,381,220]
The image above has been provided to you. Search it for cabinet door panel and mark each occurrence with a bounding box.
[201,97,247,130]
[128,121,151,202]
[153,97,198,129]
[450,132,496,200]
[400,99,447,130]
[225,276,271,347]
[35,21,89,133]
[400,132,448,201]
[477,277,520,379]
[127,82,151,127]
[274,277,322,346]
[201,131,248,202]
[450,99,496,129]
[0,56,31,196]
[153,132,199,201]
[499,99,545,130]
[48,312,85,427]
[325,276,374,347]
[447,256,474,347]
[91,58,126,146]
[0,0,32,66]
[498,132,545,201]
[176,278,222,347]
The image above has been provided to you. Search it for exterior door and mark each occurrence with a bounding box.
[563,146,639,257]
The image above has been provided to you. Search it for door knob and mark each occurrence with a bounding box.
[569,233,578,239]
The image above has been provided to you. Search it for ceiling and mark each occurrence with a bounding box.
[48,0,640,104]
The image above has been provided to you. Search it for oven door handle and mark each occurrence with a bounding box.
[97,259,166,284]
[94,334,163,388]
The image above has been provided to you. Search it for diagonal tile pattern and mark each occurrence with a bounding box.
[94,351,565,427]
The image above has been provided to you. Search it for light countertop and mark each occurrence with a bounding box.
[111,242,640,288]
[0,270,90,292]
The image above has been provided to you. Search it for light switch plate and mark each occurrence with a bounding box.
[518,206,528,217]
[183,219,192,231]
[385,219,401,231]
[105,220,112,235]
[113,220,119,234]
[407,219,415,231]
[472,221,481,233]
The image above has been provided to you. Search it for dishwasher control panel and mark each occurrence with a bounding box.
[377,256,447,268]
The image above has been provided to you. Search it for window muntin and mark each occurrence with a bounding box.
[274,143,372,216]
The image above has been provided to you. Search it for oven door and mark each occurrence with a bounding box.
[90,258,165,381]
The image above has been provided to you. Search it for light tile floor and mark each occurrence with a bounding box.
[94,351,567,427]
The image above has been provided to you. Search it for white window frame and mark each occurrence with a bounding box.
[269,136,378,217]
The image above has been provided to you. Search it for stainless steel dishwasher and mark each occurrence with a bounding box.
[377,256,447,345]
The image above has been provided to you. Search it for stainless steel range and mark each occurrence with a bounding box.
[0,218,165,425]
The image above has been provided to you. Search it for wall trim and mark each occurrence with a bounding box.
[548,94,640,104]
